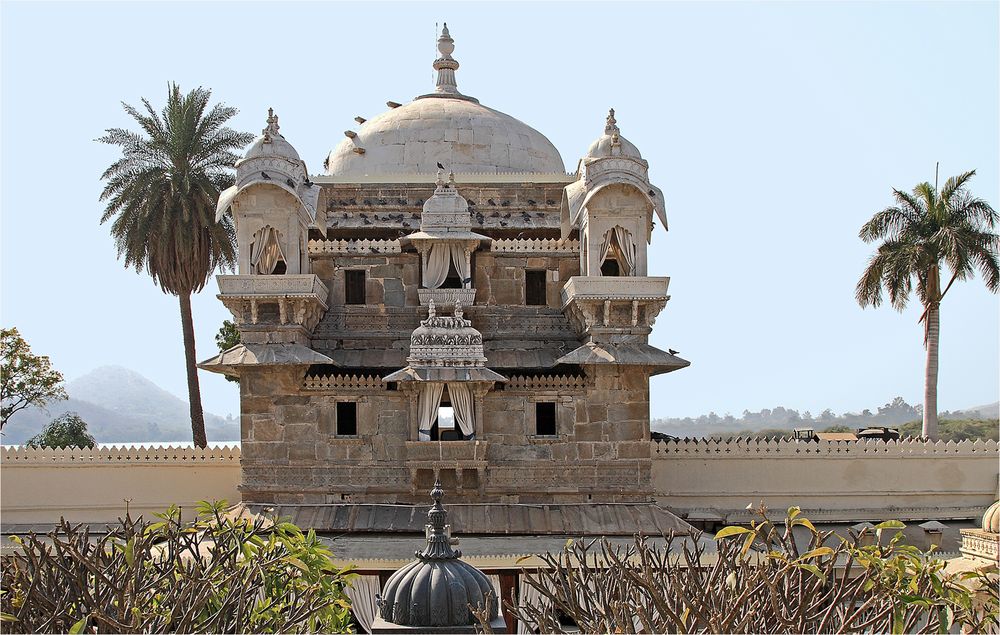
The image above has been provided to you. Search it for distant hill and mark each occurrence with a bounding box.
[652,397,999,439]
[3,366,238,444]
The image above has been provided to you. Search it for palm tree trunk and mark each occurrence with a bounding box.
[923,301,940,440]
[179,293,208,448]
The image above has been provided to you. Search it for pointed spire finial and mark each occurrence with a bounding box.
[433,22,461,95]
[453,299,463,319]
[448,170,456,187]
[605,108,619,136]
[263,107,280,142]
[427,298,436,318]
[416,479,460,560]
[436,166,445,187]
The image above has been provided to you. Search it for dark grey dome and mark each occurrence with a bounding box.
[376,482,498,627]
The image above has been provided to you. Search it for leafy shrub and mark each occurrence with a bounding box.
[494,505,998,634]
[24,412,96,448]
[1,501,354,633]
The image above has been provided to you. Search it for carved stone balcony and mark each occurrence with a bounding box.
[561,276,669,343]
[417,287,477,309]
[217,274,329,337]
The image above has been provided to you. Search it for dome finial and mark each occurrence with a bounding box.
[263,107,280,142]
[433,22,461,95]
[416,479,460,560]
[605,108,619,136]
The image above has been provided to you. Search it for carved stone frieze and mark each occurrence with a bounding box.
[217,274,329,333]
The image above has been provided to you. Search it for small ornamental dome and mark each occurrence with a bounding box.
[376,481,498,628]
[242,108,302,163]
[586,108,642,160]
[408,301,486,368]
[983,500,1000,533]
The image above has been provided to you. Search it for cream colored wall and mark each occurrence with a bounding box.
[0,446,241,525]
[652,438,1000,523]
[3,439,998,527]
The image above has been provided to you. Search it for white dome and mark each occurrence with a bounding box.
[326,96,564,176]
[586,109,642,160]
[244,133,301,163]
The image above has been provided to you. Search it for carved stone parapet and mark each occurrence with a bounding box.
[417,288,477,309]
[960,528,1000,563]
[308,238,402,256]
[217,274,328,333]
[490,238,579,254]
[561,276,669,342]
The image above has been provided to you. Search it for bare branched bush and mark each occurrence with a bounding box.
[0,501,354,633]
[502,506,998,634]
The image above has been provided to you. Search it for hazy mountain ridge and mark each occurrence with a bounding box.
[652,397,999,438]
[3,366,238,444]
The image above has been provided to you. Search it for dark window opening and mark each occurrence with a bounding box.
[272,260,287,275]
[535,402,557,436]
[600,258,621,277]
[526,270,547,306]
[336,402,357,436]
[441,262,463,289]
[345,270,366,305]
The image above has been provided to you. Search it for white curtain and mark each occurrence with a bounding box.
[450,244,471,288]
[422,243,471,289]
[250,226,284,275]
[487,574,503,618]
[417,383,444,441]
[613,226,636,275]
[598,230,613,267]
[447,383,475,439]
[345,575,381,634]
[517,573,554,634]
[421,244,451,289]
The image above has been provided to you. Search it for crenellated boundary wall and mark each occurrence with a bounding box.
[652,438,999,523]
[1,439,997,527]
[0,446,241,526]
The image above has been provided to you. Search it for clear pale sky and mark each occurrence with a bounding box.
[2,1,997,421]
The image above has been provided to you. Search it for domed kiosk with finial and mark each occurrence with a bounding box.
[372,482,505,633]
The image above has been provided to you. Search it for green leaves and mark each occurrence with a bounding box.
[714,526,753,539]
[68,617,87,634]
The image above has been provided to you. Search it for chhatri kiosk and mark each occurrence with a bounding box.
[202,24,693,632]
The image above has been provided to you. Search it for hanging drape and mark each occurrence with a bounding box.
[249,226,284,275]
[517,573,554,634]
[598,226,636,276]
[417,383,444,441]
[344,575,381,634]
[421,244,451,289]
[487,574,503,616]
[450,244,471,287]
[613,226,636,275]
[447,382,475,439]
[421,243,471,289]
[598,230,613,268]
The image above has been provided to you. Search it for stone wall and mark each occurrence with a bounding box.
[652,438,1000,523]
[237,365,654,505]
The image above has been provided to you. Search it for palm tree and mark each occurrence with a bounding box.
[856,169,998,440]
[98,84,253,447]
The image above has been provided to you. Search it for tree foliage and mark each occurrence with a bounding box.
[215,320,241,384]
[97,84,253,448]
[24,412,96,448]
[482,506,998,634]
[1,501,354,634]
[856,170,999,439]
[0,327,67,430]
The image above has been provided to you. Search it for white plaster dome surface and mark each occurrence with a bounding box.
[326,97,565,176]
[325,24,564,177]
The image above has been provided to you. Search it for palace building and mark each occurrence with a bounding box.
[201,24,691,563]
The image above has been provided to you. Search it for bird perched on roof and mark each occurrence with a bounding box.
[261,171,271,180]
[436,162,445,170]
[355,116,366,124]
[286,178,295,188]
[668,349,680,355]
[387,101,401,108]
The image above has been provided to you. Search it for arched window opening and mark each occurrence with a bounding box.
[249,226,286,275]
[598,226,636,277]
